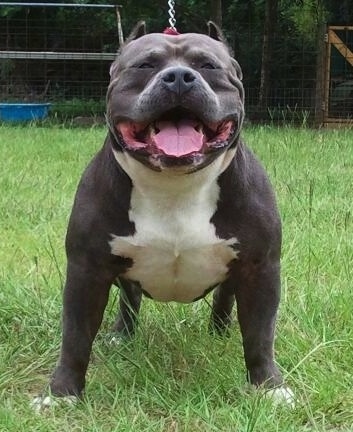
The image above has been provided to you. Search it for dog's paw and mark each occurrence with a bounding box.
[109,335,123,346]
[31,394,77,413]
[265,386,295,408]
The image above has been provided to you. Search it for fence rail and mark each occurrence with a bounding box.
[0,51,116,61]
[0,2,119,8]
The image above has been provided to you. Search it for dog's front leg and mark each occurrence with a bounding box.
[50,260,112,397]
[233,259,283,388]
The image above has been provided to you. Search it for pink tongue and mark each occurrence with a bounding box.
[153,119,204,157]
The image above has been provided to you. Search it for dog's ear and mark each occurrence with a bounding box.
[232,58,243,81]
[126,21,146,42]
[110,21,146,78]
[207,21,225,42]
[207,21,235,59]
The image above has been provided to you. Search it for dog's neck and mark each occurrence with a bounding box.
[112,148,236,199]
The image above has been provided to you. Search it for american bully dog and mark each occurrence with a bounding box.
[37,22,293,407]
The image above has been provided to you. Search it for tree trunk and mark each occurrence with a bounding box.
[258,0,278,110]
[210,0,222,27]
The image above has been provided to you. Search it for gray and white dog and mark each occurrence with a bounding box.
[39,22,293,405]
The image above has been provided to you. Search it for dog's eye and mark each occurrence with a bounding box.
[138,63,154,69]
[201,62,217,70]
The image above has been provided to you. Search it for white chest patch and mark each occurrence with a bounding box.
[109,151,239,303]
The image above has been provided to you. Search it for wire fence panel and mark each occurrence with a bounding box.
[0,4,351,125]
[0,3,119,119]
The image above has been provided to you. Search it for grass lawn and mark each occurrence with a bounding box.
[0,124,352,431]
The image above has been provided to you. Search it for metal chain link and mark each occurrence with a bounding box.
[168,0,176,30]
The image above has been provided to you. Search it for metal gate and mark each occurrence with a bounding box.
[324,26,353,125]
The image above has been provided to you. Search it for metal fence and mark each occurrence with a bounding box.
[0,3,351,125]
[0,3,119,119]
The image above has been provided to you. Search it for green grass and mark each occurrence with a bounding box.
[0,125,352,431]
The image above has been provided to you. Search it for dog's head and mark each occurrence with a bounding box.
[107,22,244,172]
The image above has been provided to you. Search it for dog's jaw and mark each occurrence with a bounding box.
[116,116,236,157]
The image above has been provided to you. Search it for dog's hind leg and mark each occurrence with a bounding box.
[209,280,236,334]
[113,278,142,338]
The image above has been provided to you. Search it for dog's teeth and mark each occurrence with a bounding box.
[195,124,204,133]
[149,124,156,136]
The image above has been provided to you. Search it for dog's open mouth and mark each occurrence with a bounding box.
[115,109,236,158]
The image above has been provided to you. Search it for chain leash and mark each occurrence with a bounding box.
[168,0,176,30]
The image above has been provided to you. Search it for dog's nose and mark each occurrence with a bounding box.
[161,67,196,95]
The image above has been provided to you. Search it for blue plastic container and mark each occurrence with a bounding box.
[0,103,51,122]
